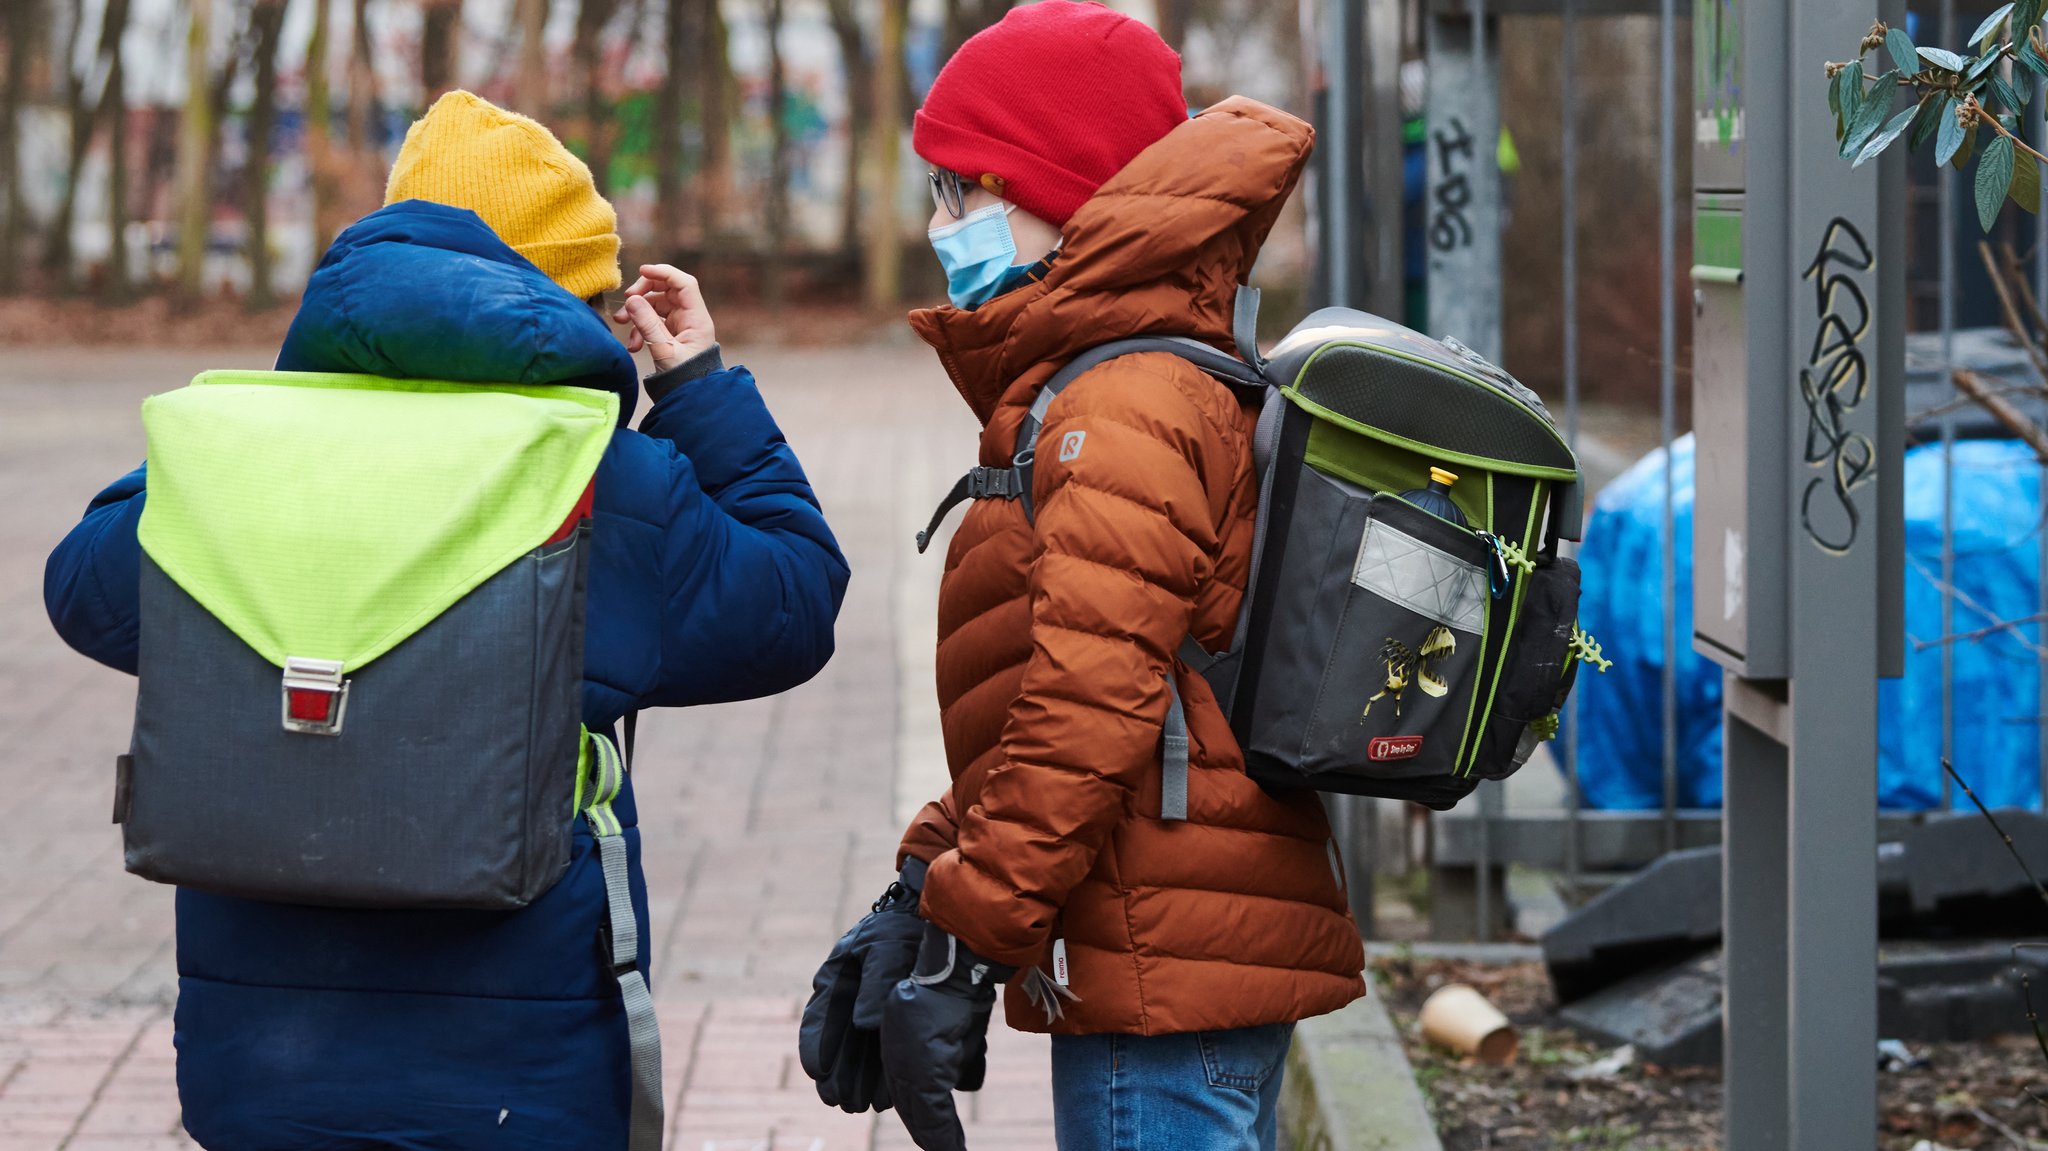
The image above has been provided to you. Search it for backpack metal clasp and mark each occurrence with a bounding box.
[281,657,350,736]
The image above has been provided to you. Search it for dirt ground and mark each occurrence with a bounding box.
[1370,954,2048,1151]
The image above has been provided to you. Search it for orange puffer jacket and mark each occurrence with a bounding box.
[899,97,1367,1037]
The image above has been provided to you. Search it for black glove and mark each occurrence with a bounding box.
[880,921,1016,1151]
[798,865,926,1113]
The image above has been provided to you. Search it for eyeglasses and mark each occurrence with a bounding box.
[928,169,967,219]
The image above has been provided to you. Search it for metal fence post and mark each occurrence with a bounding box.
[1425,0,1502,363]
[1939,0,1958,812]
[1366,0,1406,320]
[1324,0,1379,936]
[1658,0,1680,857]
[1561,0,1583,900]
[2036,74,2047,813]
[1426,0,1503,942]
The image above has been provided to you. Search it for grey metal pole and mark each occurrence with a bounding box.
[1561,0,1582,899]
[1472,0,1495,942]
[1724,704,1791,1148]
[1365,0,1406,319]
[1359,795,1380,935]
[1659,0,1680,854]
[1712,0,1891,1142]
[1424,0,1503,360]
[1427,0,1503,938]
[1326,0,1353,309]
[1319,0,1377,933]
[1781,0,1886,1138]
[1940,0,1958,812]
[2036,74,2047,813]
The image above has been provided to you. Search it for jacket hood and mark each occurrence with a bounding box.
[908,97,1315,425]
[277,200,640,423]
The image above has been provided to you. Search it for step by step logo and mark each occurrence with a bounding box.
[1368,735,1423,761]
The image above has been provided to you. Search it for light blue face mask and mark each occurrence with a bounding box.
[929,202,1021,310]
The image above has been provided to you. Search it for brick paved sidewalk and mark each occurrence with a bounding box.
[0,345,1051,1150]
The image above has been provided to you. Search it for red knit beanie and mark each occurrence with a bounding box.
[913,0,1187,228]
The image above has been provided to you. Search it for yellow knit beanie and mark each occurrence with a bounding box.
[385,90,622,300]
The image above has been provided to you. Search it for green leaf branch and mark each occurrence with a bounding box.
[1829,9,2048,228]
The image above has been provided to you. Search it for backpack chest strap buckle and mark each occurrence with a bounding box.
[915,465,1026,553]
[967,466,1020,499]
[281,656,350,736]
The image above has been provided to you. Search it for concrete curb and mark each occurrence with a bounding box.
[1281,991,1444,1151]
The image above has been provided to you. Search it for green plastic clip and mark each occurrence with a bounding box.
[1567,624,1613,674]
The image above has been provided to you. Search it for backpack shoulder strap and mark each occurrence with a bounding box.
[580,732,664,1151]
[1009,333,1267,829]
[913,336,1265,552]
[1010,336,1267,521]
[1233,286,1265,372]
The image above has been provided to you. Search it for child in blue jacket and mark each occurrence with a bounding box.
[42,92,849,1151]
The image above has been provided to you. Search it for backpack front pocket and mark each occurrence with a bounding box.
[1238,463,1498,799]
[1470,555,1582,779]
[1300,490,1491,781]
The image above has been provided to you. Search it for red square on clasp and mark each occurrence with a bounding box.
[287,688,335,723]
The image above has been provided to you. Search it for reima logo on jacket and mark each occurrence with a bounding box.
[1058,430,1087,462]
[1368,735,1423,761]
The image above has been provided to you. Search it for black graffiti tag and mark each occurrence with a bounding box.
[1429,116,1475,252]
[1798,218,1877,555]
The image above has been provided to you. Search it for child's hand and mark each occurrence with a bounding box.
[615,264,717,372]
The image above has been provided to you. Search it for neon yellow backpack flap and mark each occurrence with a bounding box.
[122,370,616,911]
[139,370,616,671]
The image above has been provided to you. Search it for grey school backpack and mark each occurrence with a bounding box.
[119,370,665,1149]
[918,295,1606,811]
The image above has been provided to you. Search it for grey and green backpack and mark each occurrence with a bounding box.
[122,370,667,1151]
[919,297,1607,812]
[123,370,623,908]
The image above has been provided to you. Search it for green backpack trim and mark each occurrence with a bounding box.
[1282,340,1580,483]
[1297,402,1561,776]
[1463,487,1546,775]
[139,370,617,672]
[1302,417,1497,528]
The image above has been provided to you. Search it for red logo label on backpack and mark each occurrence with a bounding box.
[1368,735,1423,761]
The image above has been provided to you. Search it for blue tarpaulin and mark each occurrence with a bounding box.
[1573,434,2046,811]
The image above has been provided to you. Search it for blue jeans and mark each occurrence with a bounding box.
[1049,1022,1296,1150]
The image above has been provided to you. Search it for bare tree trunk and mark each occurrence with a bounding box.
[573,0,616,195]
[247,0,286,307]
[762,0,789,306]
[940,0,959,56]
[864,0,905,309]
[653,0,692,250]
[346,0,373,155]
[941,0,1006,61]
[101,0,128,298]
[517,0,549,115]
[175,0,215,302]
[1155,0,1195,53]
[421,0,462,100]
[203,4,252,227]
[305,0,341,251]
[1,0,39,293]
[341,0,381,221]
[824,0,867,259]
[45,0,92,283]
[142,106,176,244]
[697,0,731,246]
[47,0,134,290]
[196,1,252,294]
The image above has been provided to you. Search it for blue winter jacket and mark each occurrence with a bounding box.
[42,201,850,1150]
